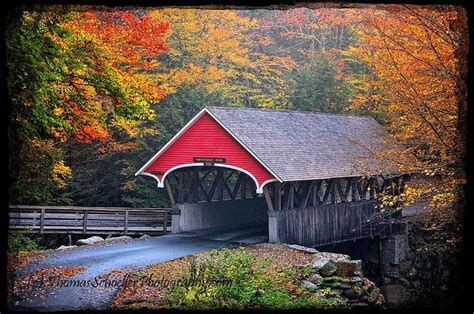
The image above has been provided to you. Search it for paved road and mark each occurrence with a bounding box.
[10,225,268,311]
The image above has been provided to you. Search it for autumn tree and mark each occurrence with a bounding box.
[251,8,365,113]
[347,5,467,251]
[150,8,294,109]
[7,5,467,218]
[290,55,354,112]
[253,8,356,63]
[7,7,170,204]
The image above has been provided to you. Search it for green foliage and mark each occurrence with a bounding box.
[154,84,229,144]
[8,138,73,205]
[321,275,350,283]
[164,247,347,310]
[63,127,169,207]
[8,234,39,253]
[6,9,71,140]
[290,55,354,113]
[6,9,73,205]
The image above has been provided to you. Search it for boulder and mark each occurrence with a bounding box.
[312,258,337,277]
[363,278,371,286]
[77,236,104,246]
[350,276,363,284]
[306,273,323,285]
[287,244,319,254]
[322,276,350,283]
[105,235,132,242]
[353,270,364,277]
[367,286,381,303]
[325,281,352,289]
[313,252,363,277]
[301,280,319,291]
[315,252,351,261]
[374,294,385,306]
[335,259,363,277]
[343,288,362,300]
[57,245,76,250]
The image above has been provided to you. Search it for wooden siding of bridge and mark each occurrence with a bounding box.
[276,200,405,247]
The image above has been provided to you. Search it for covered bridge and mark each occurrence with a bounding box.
[136,106,412,247]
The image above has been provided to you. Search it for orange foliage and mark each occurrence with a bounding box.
[53,9,170,143]
[347,5,467,213]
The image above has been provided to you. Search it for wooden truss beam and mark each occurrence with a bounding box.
[164,167,408,208]
[254,175,407,212]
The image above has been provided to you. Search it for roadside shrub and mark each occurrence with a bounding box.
[8,234,39,253]
[164,247,347,310]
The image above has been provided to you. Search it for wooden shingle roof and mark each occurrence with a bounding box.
[206,106,411,182]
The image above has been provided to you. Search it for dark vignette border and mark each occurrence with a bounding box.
[0,1,471,313]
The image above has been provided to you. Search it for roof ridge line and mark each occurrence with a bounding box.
[205,105,374,119]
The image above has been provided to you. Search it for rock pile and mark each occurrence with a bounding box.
[291,245,385,308]
[76,235,133,246]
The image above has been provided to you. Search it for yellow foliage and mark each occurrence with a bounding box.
[346,6,466,215]
[52,161,72,189]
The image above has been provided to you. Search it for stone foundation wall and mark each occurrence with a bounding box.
[378,222,460,307]
[315,222,460,308]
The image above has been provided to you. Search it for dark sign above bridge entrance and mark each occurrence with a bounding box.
[193,157,226,165]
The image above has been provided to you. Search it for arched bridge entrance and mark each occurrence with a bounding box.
[164,166,268,235]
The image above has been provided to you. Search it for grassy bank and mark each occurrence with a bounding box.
[113,244,349,310]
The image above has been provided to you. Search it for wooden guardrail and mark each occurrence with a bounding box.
[8,205,172,235]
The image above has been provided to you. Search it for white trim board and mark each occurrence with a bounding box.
[141,162,274,194]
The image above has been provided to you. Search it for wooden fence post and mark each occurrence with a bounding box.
[40,208,45,234]
[124,210,129,235]
[83,211,88,235]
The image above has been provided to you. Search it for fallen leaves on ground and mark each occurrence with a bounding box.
[7,251,49,273]
[246,243,317,267]
[113,257,190,309]
[9,266,85,302]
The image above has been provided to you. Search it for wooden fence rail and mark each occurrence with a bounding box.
[8,205,172,235]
